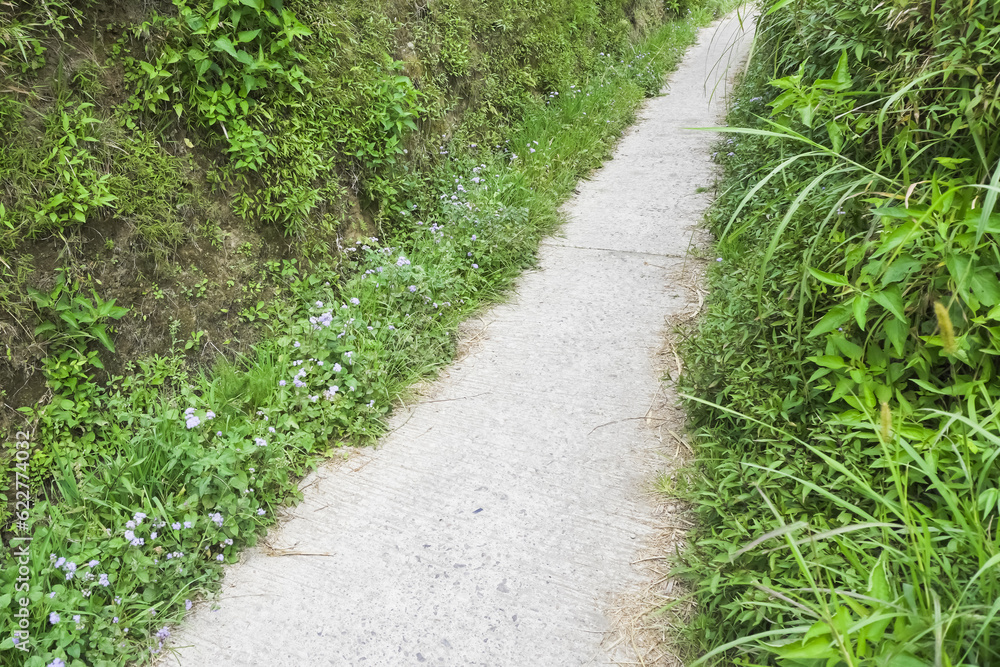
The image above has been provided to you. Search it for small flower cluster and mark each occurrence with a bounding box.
[152,626,171,654]
[50,556,79,581]
[308,310,335,330]
[183,407,215,429]
[292,364,309,388]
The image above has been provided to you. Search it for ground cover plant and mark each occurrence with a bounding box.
[674,0,1000,664]
[0,2,734,664]
[0,0,704,426]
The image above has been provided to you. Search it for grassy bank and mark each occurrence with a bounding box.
[676,0,1000,664]
[0,4,733,665]
[0,0,697,433]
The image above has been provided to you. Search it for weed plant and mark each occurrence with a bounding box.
[676,0,1000,664]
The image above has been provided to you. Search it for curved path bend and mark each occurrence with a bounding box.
[164,15,753,667]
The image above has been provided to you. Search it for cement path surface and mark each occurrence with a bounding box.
[163,15,752,667]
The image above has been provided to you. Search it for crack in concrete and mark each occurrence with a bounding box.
[540,241,692,260]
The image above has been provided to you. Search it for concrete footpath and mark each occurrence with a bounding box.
[163,14,753,667]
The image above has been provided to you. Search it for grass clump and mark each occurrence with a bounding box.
[0,6,729,664]
[675,0,1000,664]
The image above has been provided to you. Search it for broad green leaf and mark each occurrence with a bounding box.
[884,654,930,667]
[881,254,922,284]
[27,287,50,307]
[945,253,971,289]
[832,50,851,88]
[963,209,1000,234]
[236,50,256,67]
[808,267,850,287]
[58,311,79,329]
[827,120,844,152]
[93,327,116,353]
[808,302,853,338]
[868,553,891,601]
[872,285,906,321]
[833,334,864,361]
[853,293,870,329]
[772,635,838,659]
[213,36,239,60]
[764,0,795,15]
[872,205,927,219]
[934,156,970,169]
[971,268,1000,307]
[978,488,1000,519]
[884,317,909,356]
[807,355,848,369]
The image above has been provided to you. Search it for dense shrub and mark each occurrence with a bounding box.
[680,0,1000,664]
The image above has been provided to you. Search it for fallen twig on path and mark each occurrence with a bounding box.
[589,416,670,435]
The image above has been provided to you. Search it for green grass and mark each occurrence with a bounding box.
[0,6,731,665]
[669,0,1000,664]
